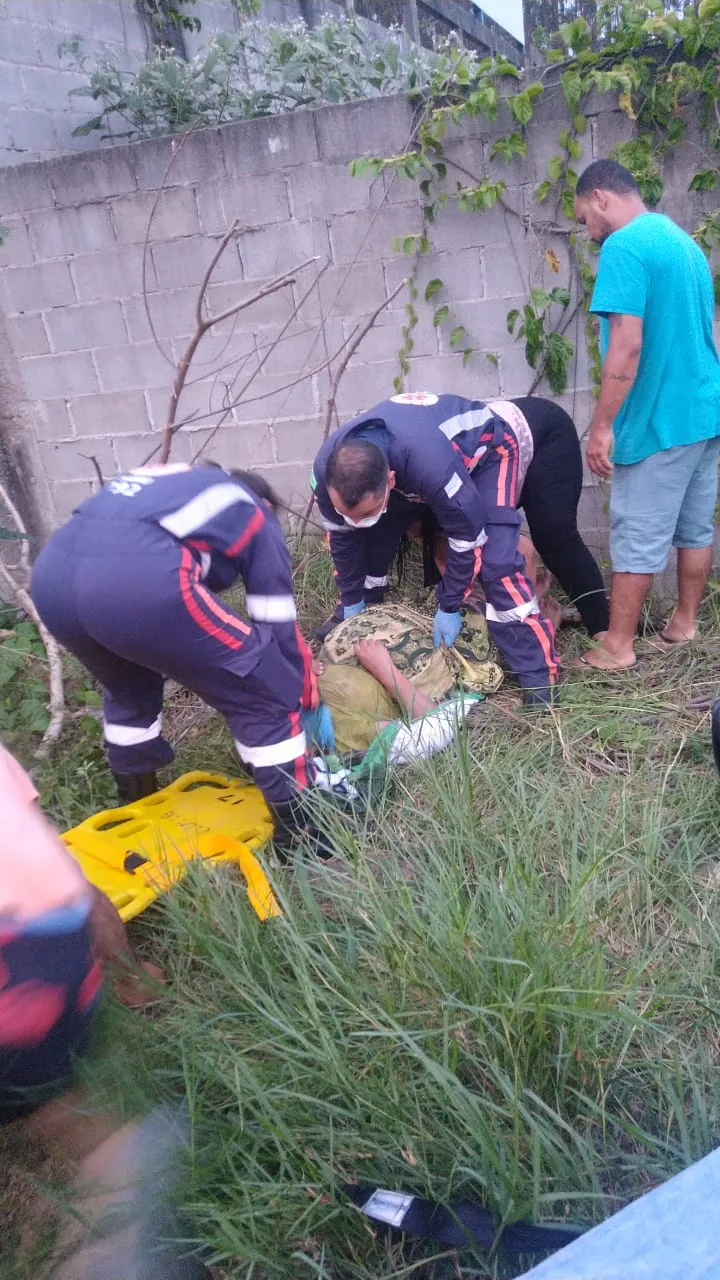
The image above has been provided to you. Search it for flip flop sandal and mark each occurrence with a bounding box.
[577,654,640,672]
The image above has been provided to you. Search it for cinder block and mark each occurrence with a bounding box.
[0,216,35,268]
[0,159,54,213]
[113,433,164,471]
[383,246,485,305]
[48,148,137,206]
[7,108,58,156]
[232,372,319,425]
[525,120,592,187]
[0,19,39,65]
[329,204,423,265]
[7,313,50,357]
[30,203,116,259]
[123,287,203,343]
[274,418,325,465]
[207,277,298,329]
[195,183,227,236]
[498,344,537,398]
[220,110,319,176]
[443,297,527,355]
[20,66,89,111]
[146,377,234,434]
[221,170,291,228]
[129,127,226,192]
[238,219,330,281]
[40,437,116,483]
[429,196,523,253]
[0,259,76,312]
[330,359,399,419]
[94,341,173,394]
[296,261,388,324]
[291,162,380,220]
[314,97,414,163]
[0,64,25,109]
[169,330,258,382]
[410,351,500,401]
[483,236,542,298]
[151,237,232,291]
[70,390,148,438]
[71,245,157,302]
[264,461,318,507]
[35,399,75,442]
[22,349,99,400]
[44,300,128,353]
[111,186,200,244]
[52,480,95,522]
[591,109,634,162]
[255,322,342,377]
[191,423,276,469]
[344,305,438,364]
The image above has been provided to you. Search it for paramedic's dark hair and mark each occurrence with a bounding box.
[204,461,282,513]
[576,160,639,199]
[326,440,388,508]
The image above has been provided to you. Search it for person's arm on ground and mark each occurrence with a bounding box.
[354,639,435,720]
[587,312,643,478]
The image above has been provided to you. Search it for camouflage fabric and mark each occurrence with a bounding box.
[321,602,504,702]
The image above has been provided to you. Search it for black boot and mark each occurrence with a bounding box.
[113,771,159,807]
[269,799,337,863]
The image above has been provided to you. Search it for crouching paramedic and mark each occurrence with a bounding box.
[31,464,319,851]
[312,393,560,706]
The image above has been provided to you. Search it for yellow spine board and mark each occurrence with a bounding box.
[61,771,280,922]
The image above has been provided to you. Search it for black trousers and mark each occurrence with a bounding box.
[514,397,609,637]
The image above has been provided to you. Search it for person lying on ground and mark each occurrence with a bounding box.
[312,392,608,707]
[0,742,207,1278]
[311,637,484,764]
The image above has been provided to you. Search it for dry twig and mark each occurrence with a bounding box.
[0,481,65,757]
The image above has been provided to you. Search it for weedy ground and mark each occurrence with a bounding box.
[2,544,720,1279]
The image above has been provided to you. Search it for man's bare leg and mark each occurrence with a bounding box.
[354,639,435,718]
[576,571,651,670]
[662,545,712,642]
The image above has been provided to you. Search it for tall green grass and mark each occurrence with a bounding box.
[80,669,720,1278]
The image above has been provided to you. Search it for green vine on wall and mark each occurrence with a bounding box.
[350,1,720,398]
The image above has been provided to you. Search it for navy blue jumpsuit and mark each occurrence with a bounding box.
[31,465,316,807]
[313,393,561,705]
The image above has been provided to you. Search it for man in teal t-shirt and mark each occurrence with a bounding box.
[574,159,720,671]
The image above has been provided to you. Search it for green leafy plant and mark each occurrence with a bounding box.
[507,288,574,393]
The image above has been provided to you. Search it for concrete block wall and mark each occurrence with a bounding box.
[0,92,718,555]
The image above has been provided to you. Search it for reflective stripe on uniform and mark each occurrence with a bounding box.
[104,717,163,746]
[364,574,389,589]
[159,483,254,539]
[234,733,307,768]
[444,473,463,499]
[199,551,211,580]
[438,407,494,440]
[245,594,297,623]
[448,530,487,554]
[485,596,540,624]
[321,515,349,532]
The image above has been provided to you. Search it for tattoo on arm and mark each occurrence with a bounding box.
[605,372,633,383]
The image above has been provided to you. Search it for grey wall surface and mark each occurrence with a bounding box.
[0,89,717,565]
[0,0,250,167]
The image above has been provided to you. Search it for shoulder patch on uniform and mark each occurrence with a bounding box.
[390,392,439,406]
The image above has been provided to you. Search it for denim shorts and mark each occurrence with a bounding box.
[610,437,720,574]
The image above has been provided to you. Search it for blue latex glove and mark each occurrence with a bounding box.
[433,609,462,648]
[343,600,366,620]
[301,703,335,752]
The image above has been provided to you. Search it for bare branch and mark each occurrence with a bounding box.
[157,250,321,465]
[81,454,105,487]
[195,218,239,329]
[299,275,409,535]
[0,481,30,581]
[0,478,65,755]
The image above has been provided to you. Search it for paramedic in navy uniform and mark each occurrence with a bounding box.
[31,463,322,853]
[313,392,608,706]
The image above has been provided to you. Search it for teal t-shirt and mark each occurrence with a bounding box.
[590,212,720,465]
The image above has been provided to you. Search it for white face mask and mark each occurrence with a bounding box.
[341,486,389,529]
